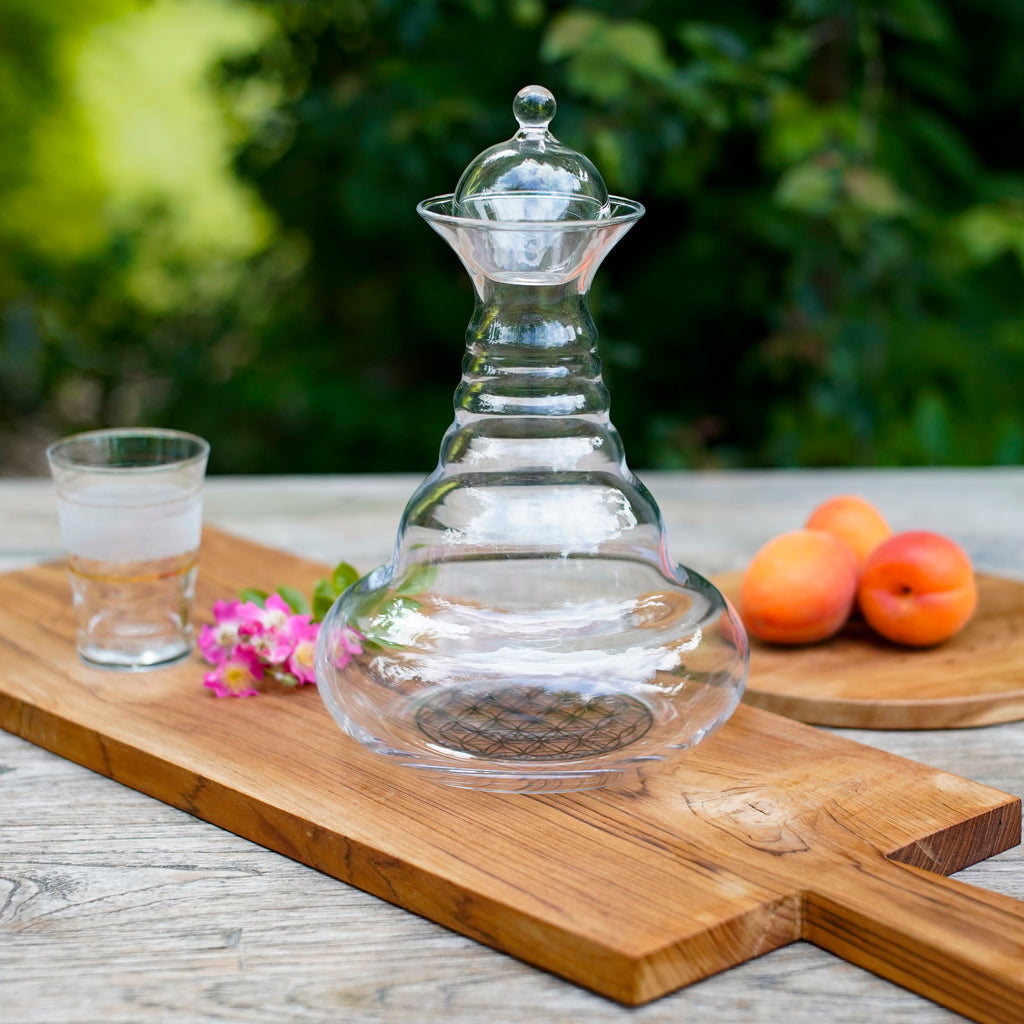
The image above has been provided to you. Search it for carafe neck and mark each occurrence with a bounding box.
[453,280,609,421]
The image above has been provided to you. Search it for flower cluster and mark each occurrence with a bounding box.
[199,595,362,698]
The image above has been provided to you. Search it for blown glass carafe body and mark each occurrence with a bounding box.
[315,88,748,792]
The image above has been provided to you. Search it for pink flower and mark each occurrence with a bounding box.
[198,599,248,664]
[285,617,320,685]
[203,645,264,698]
[257,594,292,630]
[200,591,330,696]
[238,618,294,665]
[330,625,364,670]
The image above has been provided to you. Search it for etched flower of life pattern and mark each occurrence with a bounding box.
[414,685,653,761]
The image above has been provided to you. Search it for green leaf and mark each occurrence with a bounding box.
[238,587,268,605]
[592,128,627,189]
[543,13,672,96]
[566,49,630,102]
[311,578,338,622]
[331,561,360,591]
[276,584,310,615]
[540,9,605,61]
[606,22,674,81]
[774,160,838,215]
[374,595,420,629]
[842,167,907,218]
[901,105,979,184]
[312,594,335,623]
[395,562,437,596]
[678,22,749,63]
[890,50,970,112]
[670,63,731,129]
[765,90,859,166]
[756,28,813,73]
[879,0,951,43]
[509,0,545,29]
[460,0,497,20]
[952,204,1024,265]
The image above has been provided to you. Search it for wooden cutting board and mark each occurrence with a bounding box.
[1,528,1023,1022]
[714,571,1024,729]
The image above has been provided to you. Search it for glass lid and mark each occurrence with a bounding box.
[453,85,610,222]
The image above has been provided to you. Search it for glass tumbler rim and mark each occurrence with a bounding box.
[46,427,210,474]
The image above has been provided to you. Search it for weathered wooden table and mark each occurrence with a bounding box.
[2,468,1023,1023]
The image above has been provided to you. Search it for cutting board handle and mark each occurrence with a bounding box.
[807,855,1024,1024]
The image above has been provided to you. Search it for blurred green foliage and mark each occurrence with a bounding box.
[1,0,1023,474]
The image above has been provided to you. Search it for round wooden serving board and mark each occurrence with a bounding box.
[715,571,1024,729]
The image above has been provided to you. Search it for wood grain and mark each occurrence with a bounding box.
[1,527,1023,1021]
[717,571,1024,729]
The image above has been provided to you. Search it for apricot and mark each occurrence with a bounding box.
[739,529,859,645]
[805,494,892,569]
[857,531,977,647]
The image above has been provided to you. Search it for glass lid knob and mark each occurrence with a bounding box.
[454,85,610,221]
[512,83,556,129]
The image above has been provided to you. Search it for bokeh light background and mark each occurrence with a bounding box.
[2,0,1023,475]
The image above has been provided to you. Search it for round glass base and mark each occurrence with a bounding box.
[413,685,654,761]
[77,639,193,672]
[315,555,747,793]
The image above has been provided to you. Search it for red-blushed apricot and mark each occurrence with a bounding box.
[805,494,892,569]
[857,531,977,647]
[739,529,859,645]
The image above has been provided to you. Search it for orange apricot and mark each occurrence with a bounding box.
[805,494,892,569]
[857,531,977,647]
[739,529,859,645]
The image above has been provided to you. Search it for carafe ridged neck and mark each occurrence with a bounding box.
[453,280,607,422]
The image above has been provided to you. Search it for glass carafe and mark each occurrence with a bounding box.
[315,87,748,792]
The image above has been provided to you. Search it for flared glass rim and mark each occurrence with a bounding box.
[46,427,210,473]
[417,194,645,230]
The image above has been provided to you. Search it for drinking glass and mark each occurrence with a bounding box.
[46,428,210,670]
